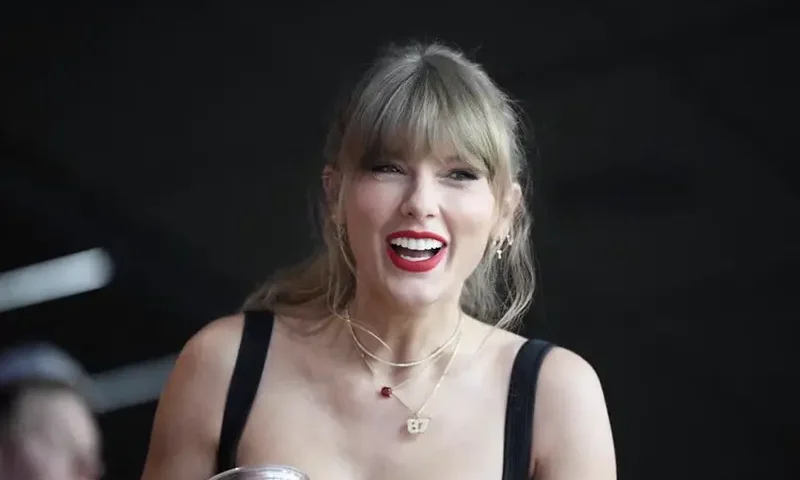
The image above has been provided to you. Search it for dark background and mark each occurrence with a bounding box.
[1,1,798,479]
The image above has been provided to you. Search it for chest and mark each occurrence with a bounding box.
[237,370,512,480]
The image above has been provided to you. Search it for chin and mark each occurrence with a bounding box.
[381,278,451,311]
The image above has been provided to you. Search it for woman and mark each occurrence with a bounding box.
[141,42,616,480]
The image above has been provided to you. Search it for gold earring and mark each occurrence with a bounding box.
[495,234,513,260]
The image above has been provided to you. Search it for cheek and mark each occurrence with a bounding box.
[349,184,390,222]
[445,192,497,265]
[344,181,400,252]
[450,190,496,237]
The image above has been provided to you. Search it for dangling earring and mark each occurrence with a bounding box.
[496,233,513,260]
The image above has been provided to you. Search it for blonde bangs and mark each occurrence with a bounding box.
[339,58,507,178]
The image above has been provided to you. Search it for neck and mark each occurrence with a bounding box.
[346,289,462,365]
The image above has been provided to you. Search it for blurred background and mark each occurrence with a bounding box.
[1,1,797,479]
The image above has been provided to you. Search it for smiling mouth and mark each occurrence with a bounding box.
[388,238,444,261]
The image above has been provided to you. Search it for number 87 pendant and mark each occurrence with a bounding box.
[406,417,430,434]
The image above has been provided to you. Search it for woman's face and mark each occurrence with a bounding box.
[340,145,512,311]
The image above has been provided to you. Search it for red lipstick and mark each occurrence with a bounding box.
[386,230,448,273]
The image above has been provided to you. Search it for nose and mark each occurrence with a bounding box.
[399,173,439,220]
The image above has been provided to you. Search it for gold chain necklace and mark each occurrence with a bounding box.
[345,312,463,368]
[357,333,462,435]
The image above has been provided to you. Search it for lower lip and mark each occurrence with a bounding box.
[386,245,446,273]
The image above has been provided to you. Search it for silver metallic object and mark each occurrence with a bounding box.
[208,466,309,480]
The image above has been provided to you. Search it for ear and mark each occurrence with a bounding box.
[494,182,523,240]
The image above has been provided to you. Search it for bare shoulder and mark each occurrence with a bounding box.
[537,347,604,401]
[140,314,245,480]
[181,313,245,376]
[162,313,245,409]
[532,346,617,480]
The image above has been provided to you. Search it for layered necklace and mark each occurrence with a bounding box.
[345,312,463,435]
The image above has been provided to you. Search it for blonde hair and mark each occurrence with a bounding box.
[245,41,535,331]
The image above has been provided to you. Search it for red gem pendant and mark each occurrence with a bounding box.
[380,386,392,398]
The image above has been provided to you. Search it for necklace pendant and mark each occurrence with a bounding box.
[406,417,430,434]
[380,386,392,398]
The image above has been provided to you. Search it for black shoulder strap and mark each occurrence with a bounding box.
[216,310,275,473]
[502,339,554,480]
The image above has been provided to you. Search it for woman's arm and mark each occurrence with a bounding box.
[140,316,243,480]
[532,347,617,480]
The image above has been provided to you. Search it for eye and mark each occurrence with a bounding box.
[371,164,403,174]
[446,169,479,181]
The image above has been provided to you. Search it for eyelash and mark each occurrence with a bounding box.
[371,164,402,175]
[370,164,478,181]
[447,169,478,181]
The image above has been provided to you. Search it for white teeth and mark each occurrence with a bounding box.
[399,254,428,262]
[389,237,444,250]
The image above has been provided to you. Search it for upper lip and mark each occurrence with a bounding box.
[386,230,448,245]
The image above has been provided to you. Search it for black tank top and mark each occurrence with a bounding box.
[216,310,553,480]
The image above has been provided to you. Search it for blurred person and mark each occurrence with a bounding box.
[142,41,616,480]
[0,343,103,480]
